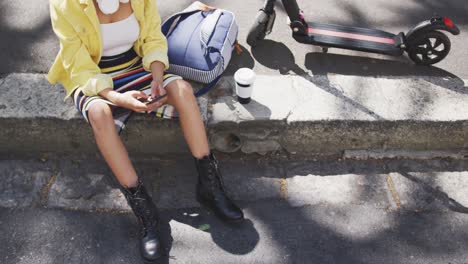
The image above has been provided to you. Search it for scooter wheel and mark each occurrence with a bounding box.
[407,31,451,65]
[247,11,269,47]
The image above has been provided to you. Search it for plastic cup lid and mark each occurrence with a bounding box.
[234,68,256,85]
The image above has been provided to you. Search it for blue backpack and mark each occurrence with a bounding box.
[161,2,238,96]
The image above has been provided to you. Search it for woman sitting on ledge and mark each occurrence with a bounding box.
[47,0,243,261]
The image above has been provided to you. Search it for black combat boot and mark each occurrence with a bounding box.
[123,181,162,262]
[195,153,244,222]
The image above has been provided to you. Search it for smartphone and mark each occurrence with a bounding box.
[138,94,167,105]
[146,94,167,104]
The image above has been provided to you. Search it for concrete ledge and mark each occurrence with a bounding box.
[0,73,467,157]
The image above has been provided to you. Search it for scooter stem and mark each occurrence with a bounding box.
[281,0,303,22]
[262,0,276,14]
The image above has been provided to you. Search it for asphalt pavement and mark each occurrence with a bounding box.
[1,156,468,263]
[3,200,468,264]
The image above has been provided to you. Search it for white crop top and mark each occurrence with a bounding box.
[100,13,140,56]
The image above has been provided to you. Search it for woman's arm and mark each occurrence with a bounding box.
[50,1,155,112]
[49,1,113,97]
[139,0,169,73]
[144,60,167,111]
[136,0,171,108]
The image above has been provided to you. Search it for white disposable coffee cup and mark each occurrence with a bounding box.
[234,68,256,104]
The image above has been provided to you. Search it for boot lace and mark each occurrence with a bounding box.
[126,189,156,236]
[206,160,228,200]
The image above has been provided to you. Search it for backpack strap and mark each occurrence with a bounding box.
[161,1,217,36]
[200,9,224,53]
[161,10,200,36]
[194,75,221,97]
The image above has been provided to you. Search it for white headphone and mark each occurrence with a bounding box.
[96,0,130,15]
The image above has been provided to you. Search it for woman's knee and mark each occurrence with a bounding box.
[87,102,113,129]
[168,80,194,101]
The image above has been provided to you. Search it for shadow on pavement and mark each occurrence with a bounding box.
[284,157,468,212]
[0,3,53,74]
[136,158,260,262]
[223,44,256,76]
[250,39,386,120]
[154,207,259,263]
[153,213,174,264]
[240,157,468,263]
[170,208,259,254]
[247,196,468,263]
[400,171,468,214]
[383,0,468,27]
[316,0,468,28]
[2,157,468,263]
[249,38,468,122]
[305,52,468,95]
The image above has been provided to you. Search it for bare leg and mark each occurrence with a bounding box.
[165,80,210,158]
[88,102,139,188]
[164,80,244,222]
[87,103,162,260]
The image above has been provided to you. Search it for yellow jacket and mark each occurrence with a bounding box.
[47,0,169,99]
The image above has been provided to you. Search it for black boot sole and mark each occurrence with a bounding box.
[143,258,160,264]
[140,250,162,263]
[141,253,162,264]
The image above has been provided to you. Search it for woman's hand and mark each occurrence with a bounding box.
[146,79,168,112]
[147,61,168,112]
[100,89,149,112]
[115,91,151,112]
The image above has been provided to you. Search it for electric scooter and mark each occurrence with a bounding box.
[247,0,460,65]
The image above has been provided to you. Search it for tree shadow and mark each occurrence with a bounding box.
[250,39,386,120]
[285,156,468,176]
[305,52,468,95]
[0,3,53,74]
[314,0,468,28]
[209,156,468,262]
[284,157,468,213]
[245,195,468,263]
[2,157,468,263]
[244,157,468,263]
[399,171,468,214]
[383,0,468,26]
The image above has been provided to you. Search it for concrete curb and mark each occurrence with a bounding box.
[0,73,467,157]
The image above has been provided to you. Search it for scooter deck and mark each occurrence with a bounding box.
[294,22,405,56]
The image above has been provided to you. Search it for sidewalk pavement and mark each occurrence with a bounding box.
[1,1,467,158]
[0,70,468,159]
[1,156,468,264]
[1,72,467,158]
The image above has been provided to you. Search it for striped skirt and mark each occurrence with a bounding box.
[72,48,182,134]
